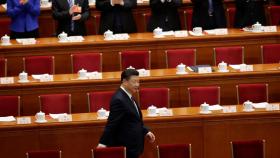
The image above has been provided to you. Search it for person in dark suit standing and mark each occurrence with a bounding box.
[97,69,155,158]
[234,0,268,28]
[191,0,226,30]
[96,0,137,34]
[147,0,182,32]
[52,0,90,36]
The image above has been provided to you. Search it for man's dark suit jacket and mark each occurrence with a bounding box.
[191,0,226,30]
[234,0,267,28]
[52,0,90,36]
[0,0,6,4]
[95,0,137,34]
[99,88,149,158]
[147,0,182,32]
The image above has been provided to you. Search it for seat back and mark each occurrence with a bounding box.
[26,150,62,158]
[139,88,170,109]
[157,144,192,158]
[92,147,126,158]
[267,6,280,26]
[23,56,55,75]
[183,9,193,30]
[261,44,280,64]
[166,49,196,68]
[0,58,7,77]
[231,140,265,158]
[188,86,220,107]
[87,91,114,112]
[143,12,151,32]
[39,94,71,114]
[71,52,102,73]
[0,96,20,117]
[236,83,268,104]
[226,7,236,28]
[119,50,151,70]
[214,46,244,65]
[0,18,10,37]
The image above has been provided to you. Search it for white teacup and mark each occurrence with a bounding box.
[147,105,157,115]
[200,102,210,113]
[97,108,107,118]
[240,64,247,72]
[40,0,49,6]
[1,34,10,45]
[243,100,253,111]
[78,68,87,78]
[19,71,28,81]
[153,27,163,37]
[35,111,46,122]
[58,32,68,42]
[193,27,203,34]
[104,30,113,40]
[252,22,262,32]
[176,63,186,73]
[218,61,228,71]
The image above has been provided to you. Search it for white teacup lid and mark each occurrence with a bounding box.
[148,105,157,109]
[244,100,252,104]
[37,111,45,115]
[20,71,27,75]
[98,108,106,112]
[79,68,87,72]
[2,34,9,38]
[201,102,209,106]
[105,30,113,34]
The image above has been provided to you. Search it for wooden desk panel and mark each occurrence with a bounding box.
[0,64,279,116]
[0,29,279,76]
[0,106,280,158]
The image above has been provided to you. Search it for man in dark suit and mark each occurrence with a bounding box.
[98,69,155,158]
[96,0,137,34]
[234,0,268,28]
[191,0,226,30]
[147,0,182,32]
[52,0,90,36]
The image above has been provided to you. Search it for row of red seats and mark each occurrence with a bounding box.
[26,139,265,158]
[0,44,280,77]
[0,83,269,117]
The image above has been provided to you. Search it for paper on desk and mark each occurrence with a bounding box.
[32,74,46,80]
[49,113,67,119]
[0,116,16,122]
[162,31,174,36]
[229,64,241,70]
[252,102,269,109]
[209,105,223,111]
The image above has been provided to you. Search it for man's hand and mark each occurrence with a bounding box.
[146,131,155,143]
[112,0,124,5]
[20,0,28,5]
[97,143,107,148]
[72,14,81,21]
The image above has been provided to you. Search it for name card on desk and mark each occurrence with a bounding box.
[215,28,228,35]
[58,114,72,122]
[0,77,14,84]
[17,117,31,124]
[198,67,212,74]
[263,26,277,32]
[266,104,280,111]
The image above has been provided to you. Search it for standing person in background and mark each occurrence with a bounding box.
[96,0,137,34]
[191,0,226,30]
[52,0,90,36]
[147,0,182,32]
[234,0,268,28]
[7,0,40,39]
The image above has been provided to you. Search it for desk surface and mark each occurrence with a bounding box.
[0,64,279,116]
[0,105,280,158]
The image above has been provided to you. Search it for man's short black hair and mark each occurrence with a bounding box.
[121,69,139,82]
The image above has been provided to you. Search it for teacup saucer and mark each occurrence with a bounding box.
[58,40,68,43]
[97,116,108,120]
[35,119,47,123]
[243,108,255,112]
[147,113,158,117]
[18,80,29,83]
[176,71,188,75]
[153,35,164,38]
[217,69,229,72]
[199,111,212,114]
[1,43,12,46]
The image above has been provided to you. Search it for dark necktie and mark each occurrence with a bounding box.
[131,97,140,116]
